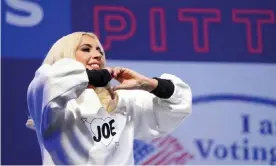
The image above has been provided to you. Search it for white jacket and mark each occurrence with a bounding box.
[27,58,192,165]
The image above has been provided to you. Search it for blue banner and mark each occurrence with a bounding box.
[2,0,71,59]
[72,0,276,63]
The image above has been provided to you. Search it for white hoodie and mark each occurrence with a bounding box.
[27,58,192,165]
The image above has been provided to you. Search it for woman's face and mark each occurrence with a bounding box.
[75,35,105,70]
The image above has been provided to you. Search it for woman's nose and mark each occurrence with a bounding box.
[93,54,102,60]
[91,51,102,60]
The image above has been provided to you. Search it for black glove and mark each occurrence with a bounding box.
[150,77,175,99]
[86,69,112,87]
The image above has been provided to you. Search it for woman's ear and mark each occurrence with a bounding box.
[26,119,36,131]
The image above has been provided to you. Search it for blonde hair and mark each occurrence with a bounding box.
[42,32,106,65]
[26,32,118,130]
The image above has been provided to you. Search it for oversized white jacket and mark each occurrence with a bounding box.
[27,58,192,165]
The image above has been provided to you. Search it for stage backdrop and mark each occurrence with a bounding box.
[2,0,276,165]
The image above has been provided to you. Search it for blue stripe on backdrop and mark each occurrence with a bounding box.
[193,94,276,108]
[72,0,276,63]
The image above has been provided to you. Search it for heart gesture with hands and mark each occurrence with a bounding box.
[108,67,158,92]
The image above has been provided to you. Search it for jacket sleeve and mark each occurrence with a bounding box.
[27,58,89,139]
[118,73,192,141]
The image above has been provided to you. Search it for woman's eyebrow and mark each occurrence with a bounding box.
[80,44,92,48]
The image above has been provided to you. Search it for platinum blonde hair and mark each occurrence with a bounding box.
[42,32,106,65]
[26,32,118,130]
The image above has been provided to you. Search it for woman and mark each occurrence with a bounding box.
[27,32,192,165]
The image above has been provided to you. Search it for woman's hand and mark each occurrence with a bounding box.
[111,67,158,92]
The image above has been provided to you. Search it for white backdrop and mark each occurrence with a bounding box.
[108,60,276,165]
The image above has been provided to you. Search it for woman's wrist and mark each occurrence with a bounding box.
[86,69,112,87]
[138,77,158,92]
[150,77,175,99]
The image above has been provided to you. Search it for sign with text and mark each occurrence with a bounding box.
[72,0,276,63]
